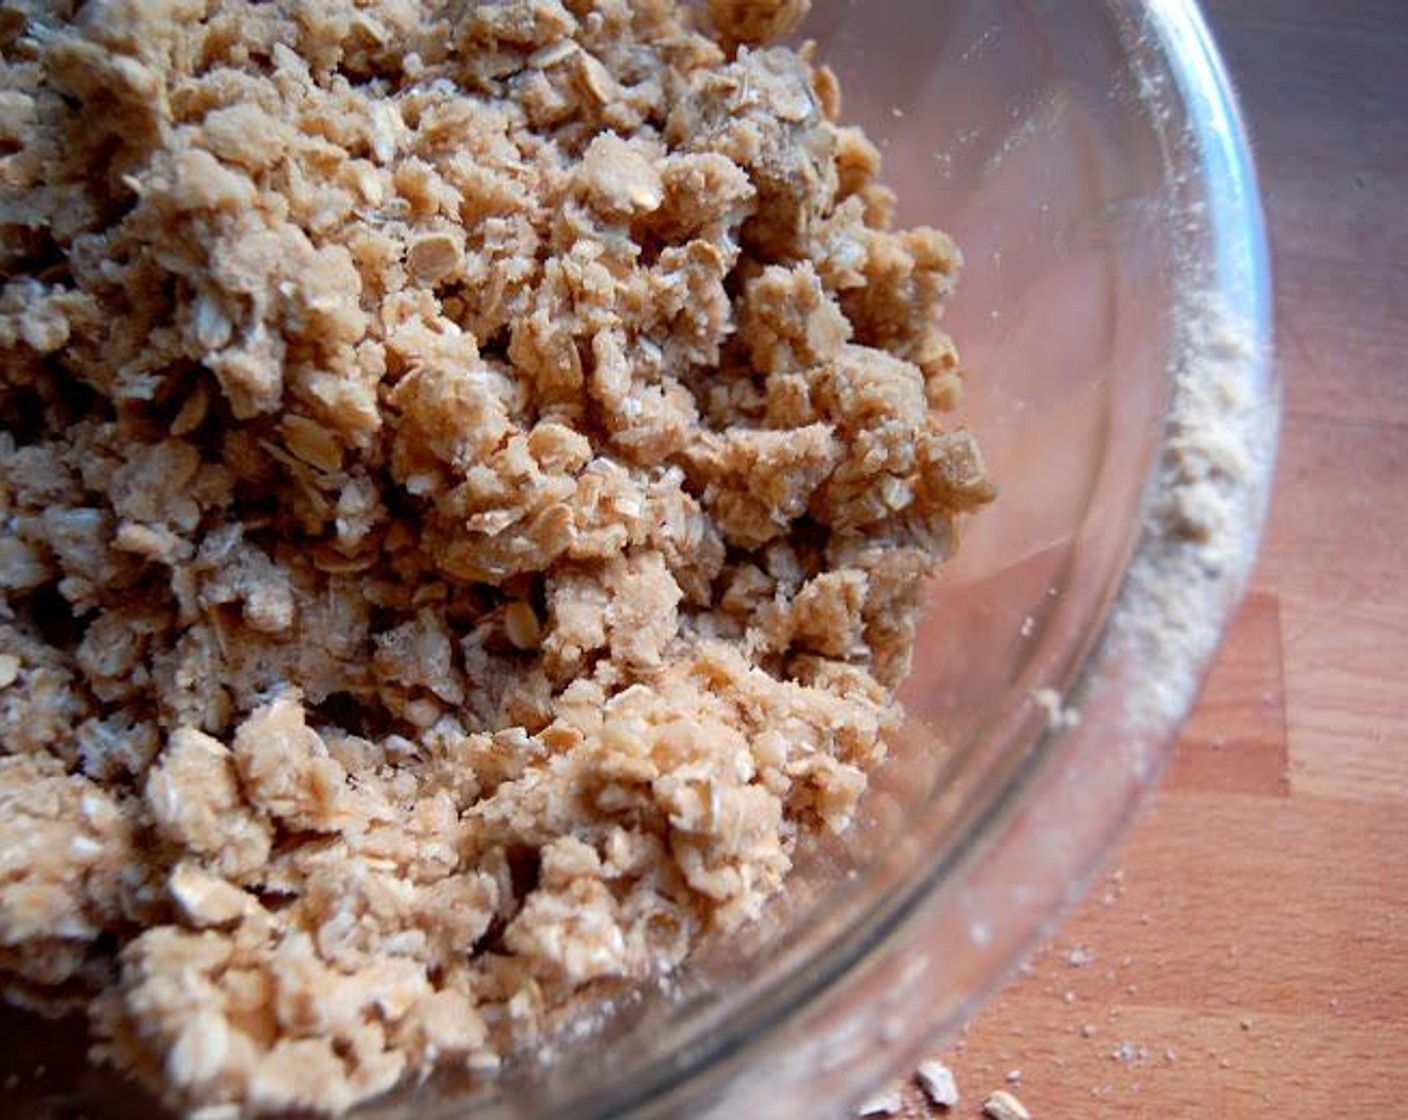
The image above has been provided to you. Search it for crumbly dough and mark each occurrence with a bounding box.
[983,1088,1032,1120]
[0,0,991,1114]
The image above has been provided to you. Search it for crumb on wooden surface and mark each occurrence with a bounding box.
[916,1058,960,1108]
[983,1087,1032,1120]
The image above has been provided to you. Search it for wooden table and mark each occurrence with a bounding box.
[886,3,1408,1115]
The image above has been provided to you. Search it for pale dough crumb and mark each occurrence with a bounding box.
[916,1058,960,1108]
[1032,687,1081,731]
[1111,1041,1148,1065]
[0,0,991,1115]
[983,1087,1033,1120]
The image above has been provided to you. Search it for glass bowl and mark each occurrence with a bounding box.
[406,2,1277,1117]
[0,1,1275,1117]
[469,2,1271,1117]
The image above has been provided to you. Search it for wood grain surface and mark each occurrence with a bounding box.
[882,3,1408,1116]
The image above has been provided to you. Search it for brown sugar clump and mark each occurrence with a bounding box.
[0,0,991,1113]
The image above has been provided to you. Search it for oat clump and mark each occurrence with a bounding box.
[0,0,991,1113]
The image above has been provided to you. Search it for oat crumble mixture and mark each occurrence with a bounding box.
[0,0,993,1113]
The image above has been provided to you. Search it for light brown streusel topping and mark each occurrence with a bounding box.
[0,0,991,1113]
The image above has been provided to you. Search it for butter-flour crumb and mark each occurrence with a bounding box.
[0,1,990,1114]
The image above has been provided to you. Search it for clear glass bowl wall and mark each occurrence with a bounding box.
[4,2,1275,1117]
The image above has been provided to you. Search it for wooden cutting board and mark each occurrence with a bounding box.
[881,2,1408,1115]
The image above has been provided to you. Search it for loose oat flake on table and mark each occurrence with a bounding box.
[0,0,993,1114]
